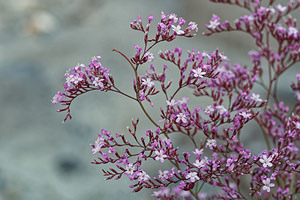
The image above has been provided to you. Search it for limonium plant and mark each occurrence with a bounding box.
[52,0,300,199]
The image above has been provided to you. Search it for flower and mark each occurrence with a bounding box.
[176,113,187,123]
[166,99,177,107]
[158,170,169,181]
[262,178,275,192]
[137,170,150,182]
[93,77,104,87]
[178,96,189,105]
[172,25,185,35]
[207,14,220,29]
[144,52,154,62]
[276,4,287,12]
[155,149,168,163]
[216,105,227,115]
[251,93,263,102]
[192,68,206,78]
[125,163,136,175]
[288,26,299,39]
[239,111,252,119]
[193,159,206,168]
[185,172,200,183]
[142,78,155,87]
[206,139,217,149]
[259,155,273,168]
[51,91,64,105]
[188,21,198,32]
[192,148,203,156]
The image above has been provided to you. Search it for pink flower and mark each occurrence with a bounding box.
[176,113,187,123]
[172,25,184,35]
[206,139,217,149]
[185,172,199,183]
[142,78,155,87]
[207,14,220,29]
[262,178,275,192]
[192,68,206,78]
[155,149,168,163]
[259,155,273,168]
[137,170,150,182]
[93,77,104,87]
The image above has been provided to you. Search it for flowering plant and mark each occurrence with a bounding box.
[52,0,300,199]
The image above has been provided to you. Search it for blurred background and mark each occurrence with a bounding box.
[0,0,298,199]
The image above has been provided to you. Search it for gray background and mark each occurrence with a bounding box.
[0,0,298,200]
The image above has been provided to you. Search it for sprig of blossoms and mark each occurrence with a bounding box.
[53,3,300,200]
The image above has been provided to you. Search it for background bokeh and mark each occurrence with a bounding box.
[0,0,298,199]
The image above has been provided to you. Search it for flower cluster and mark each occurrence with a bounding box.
[53,2,300,200]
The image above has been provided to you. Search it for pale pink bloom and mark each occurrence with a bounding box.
[239,111,252,119]
[217,105,227,115]
[204,105,214,115]
[168,13,178,22]
[142,78,155,87]
[251,93,263,102]
[158,170,169,181]
[125,163,136,175]
[288,26,299,38]
[193,159,206,168]
[93,77,104,87]
[186,172,199,183]
[206,139,217,149]
[178,96,189,105]
[137,170,150,182]
[155,149,168,163]
[176,113,187,123]
[262,178,275,192]
[276,4,287,12]
[172,25,184,34]
[166,99,177,107]
[259,155,273,168]
[188,21,198,32]
[192,68,206,78]
[193,148,203,156]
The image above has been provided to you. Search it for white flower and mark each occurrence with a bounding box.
[93,77,104,87]
[193,148,203,156]
[125,163,136,175]
[192,68,206,78]
[251,93,263,102]
[217,105,227,115]
[155,149,168,163]
[137,170,150,182]
[178,96,189,105]
[166,99,177,107]
[91,137,104,154]
[185,172,199,183]
[204,105,214,115]
[158,170,169,181]
[142,78,155,87]
[171,25,185,34]
[259,155,273,168]
[188,21,198,32]
[294,121,300,129]
[144,52,154,62]
[219,53,230,61]
[288,26,299,38]
[176,113,187,123]
[276,4,287,12]
[169,13,178,22]
[193,159,206,168]
[207,19,220,29]
[262,178,275,192]
[239,111,252,119]
[206,139,217,149]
